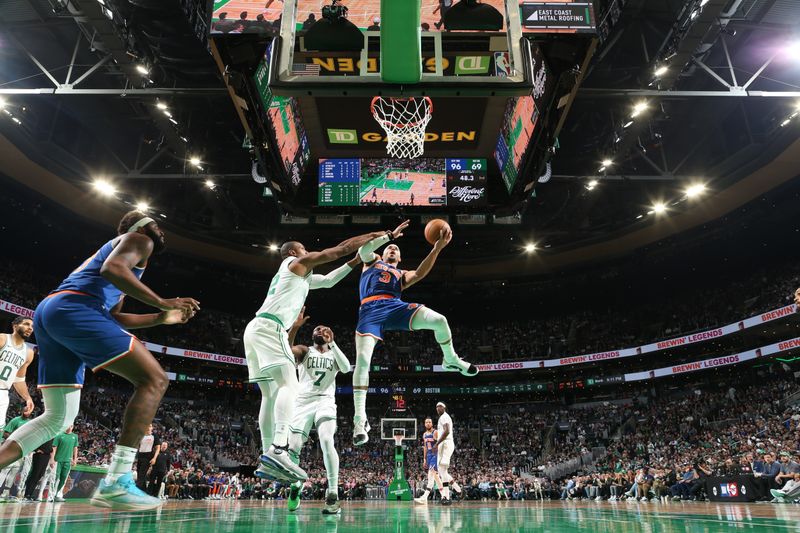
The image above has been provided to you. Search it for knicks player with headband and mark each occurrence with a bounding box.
[244,222,409,483]
[0,211,200,511]
[351,224,478,446]
[0,317,36,432]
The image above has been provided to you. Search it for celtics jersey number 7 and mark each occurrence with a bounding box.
[297,346,339,398]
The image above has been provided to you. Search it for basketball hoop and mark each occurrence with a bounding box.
[371,96,433,159]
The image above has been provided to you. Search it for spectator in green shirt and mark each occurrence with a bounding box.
[51,426,79,502]
[0,411,32,500]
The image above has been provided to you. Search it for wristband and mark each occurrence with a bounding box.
[14,377,25,383]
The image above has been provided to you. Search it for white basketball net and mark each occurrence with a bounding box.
[371,96,433,159]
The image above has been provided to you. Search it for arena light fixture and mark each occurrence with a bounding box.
[0,98,6,110]
[168,118,178,125]
[135,64,149,75]
[654,65,668,77]
[631,101,648,118]
[11,117,21,125]
[189,156,202,167]
[204,179,216,190]
[652,202,667,214]
[623,120,634,129]
[781,118,792,127]
[92,179,117,197]
[135,201,150,212]
[524,243,537,253]
[685,183,706,198]
[268,244,279,252]
[601,158,613,167]
[156,101,167,110]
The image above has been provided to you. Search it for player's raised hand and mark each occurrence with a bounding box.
[293,306,310,329]
[433,227,453,251]
[321,326,334,343]
[390,220,410,240]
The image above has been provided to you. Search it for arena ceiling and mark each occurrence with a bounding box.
[0,0,799,277]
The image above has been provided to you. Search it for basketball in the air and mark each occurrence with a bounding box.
[424,219,451,245]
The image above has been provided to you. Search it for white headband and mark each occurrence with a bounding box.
[436,402,446,408]
[127,216,155,233]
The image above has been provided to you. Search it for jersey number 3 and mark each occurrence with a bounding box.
[378,272,392,284]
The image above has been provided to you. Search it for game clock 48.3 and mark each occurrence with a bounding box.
[445,158,487,205]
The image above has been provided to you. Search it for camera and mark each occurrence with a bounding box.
[322,0,348,21]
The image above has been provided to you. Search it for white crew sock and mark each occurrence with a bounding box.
[105,445,137,483]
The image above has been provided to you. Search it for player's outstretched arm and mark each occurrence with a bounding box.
[101,233,201,316]
[292,230,389,276]
[12,347,34,416]
[358,220,410,264]
[110,299,197,330]
[322,327,351,373]
[402,227,452,289]
[309,253,362,290]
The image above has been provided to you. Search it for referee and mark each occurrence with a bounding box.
[135,424,160,490]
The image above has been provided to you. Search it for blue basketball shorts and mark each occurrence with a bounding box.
[426,453,438,472]
[355,297,424,341]
[33,291,138,387]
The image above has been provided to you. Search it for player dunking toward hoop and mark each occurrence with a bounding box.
[352,224,478,446]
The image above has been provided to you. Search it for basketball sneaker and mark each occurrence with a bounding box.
[89,472,163,511]
[260,445,308,482]
[442,354,479,377]
[414,492,430,505]
[353,419,371,447]
[441,497,452,506]
[287,481,302,512]
[322,492,341,515]
[254,464,277,481]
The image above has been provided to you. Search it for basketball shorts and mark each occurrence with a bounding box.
[356,298,424,341]
[289,395,337,440]
[426,453,438,472]
[437,440,454,466]
[33,291,138,387]
[243,317,293,383]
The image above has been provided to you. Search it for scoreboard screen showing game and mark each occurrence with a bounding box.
[318,158,487,207]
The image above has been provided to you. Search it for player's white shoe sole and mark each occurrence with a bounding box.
[89,473,163,511]
[442,354,479,377]
[352,420,371,447]
[414,497,428,505]
[260,447,308,482]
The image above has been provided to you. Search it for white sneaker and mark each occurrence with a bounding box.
[414,496,429,505]
[260,446,308,482]
[353,419,371,447]
[441,354,479,376]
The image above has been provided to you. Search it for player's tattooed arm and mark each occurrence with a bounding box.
[402,227,453,289]
[101,233,200,316]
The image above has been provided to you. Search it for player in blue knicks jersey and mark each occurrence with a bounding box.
[0,211,199,511]
[352,224,478,445]
[414,417,444,505]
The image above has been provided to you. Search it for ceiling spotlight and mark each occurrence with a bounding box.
[189,156,201,167]
[168,118,178,125]
[588,179,599,187]
[180,136,188,143]
[631,101,648,118]
[601,158,613,167]
[135,64,149,75]
[92,179,117,197]
[524,243,537,253]
[685,183,706,198]
[163,110,172,117]
[135,201,151,212]
[654,65,668,77]
[11,117,21,125]
[156,102,167,110]
[0,98,6,110]
[204,179,216,190]
[781,118,792,127]
[652,202,667,214]
[623,120,634,129]
[268,244,279,252]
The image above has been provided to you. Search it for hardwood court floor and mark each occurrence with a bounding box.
[2,499,800,532]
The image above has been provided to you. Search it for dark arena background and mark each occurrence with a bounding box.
[2,0,800,531]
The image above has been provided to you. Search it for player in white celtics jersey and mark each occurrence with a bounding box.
[434,401,461,505]
[284,312,350,515]
[0,317,36,433]
[244,222,409,482]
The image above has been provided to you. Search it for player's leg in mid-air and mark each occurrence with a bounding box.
[286,396,315,512]
[410,307,477,376]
